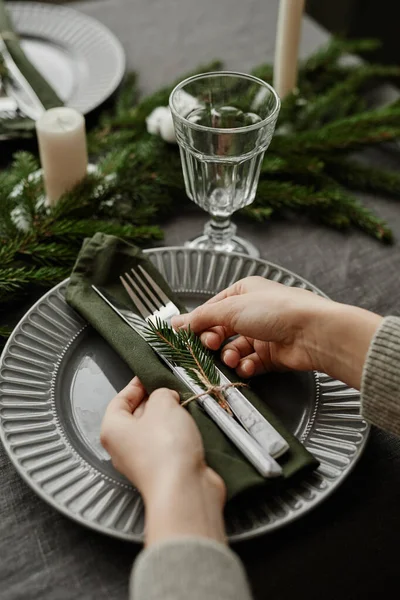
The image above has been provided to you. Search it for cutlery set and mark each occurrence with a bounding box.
[92,266,290,478]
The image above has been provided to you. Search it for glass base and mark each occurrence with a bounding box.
[185,234,260,258]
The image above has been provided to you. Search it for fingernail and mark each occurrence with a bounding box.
[222,349,233,362]
[242,360,252,375]
[171,315,185,329]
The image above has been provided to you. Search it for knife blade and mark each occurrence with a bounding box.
[0,37,46,121]
[92,285,282,478]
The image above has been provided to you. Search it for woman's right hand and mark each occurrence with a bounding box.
[171,277,382,390]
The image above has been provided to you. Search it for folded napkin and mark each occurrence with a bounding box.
[66,233,318,500]
[0,0,61,109]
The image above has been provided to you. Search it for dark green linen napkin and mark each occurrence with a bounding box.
[66,233,318,500]
[0,0,61,108]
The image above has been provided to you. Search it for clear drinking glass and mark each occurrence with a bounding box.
[169,71,280,257]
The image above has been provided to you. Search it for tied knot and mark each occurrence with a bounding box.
[181,369,247,414]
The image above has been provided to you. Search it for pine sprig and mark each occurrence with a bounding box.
[144,318,235,411]
[0,266,69,301]
[301,37,381,75]
[273,106,400,155]
[48,219,163,242]
[145,318,219,387]
[296,65,400,130]
[326,158,400,197]
[15,242,80,266]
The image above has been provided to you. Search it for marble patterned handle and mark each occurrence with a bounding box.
[175,367,282,478]
[219,371,289,458]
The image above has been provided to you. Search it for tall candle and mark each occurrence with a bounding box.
[36,107,88,206]
[273,0,305,99]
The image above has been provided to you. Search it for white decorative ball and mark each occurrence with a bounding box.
[146,92,201,144]
[146,106,170,136]
[159,111,177,143]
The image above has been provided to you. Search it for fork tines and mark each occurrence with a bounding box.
[120,265,169,319]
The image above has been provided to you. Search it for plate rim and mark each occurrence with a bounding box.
[0,247,370,543]
[8,1,126,115]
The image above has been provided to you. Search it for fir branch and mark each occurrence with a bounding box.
[301,38,347,74]
[255,180,333,210]
[96,146,134,176]
[0,266,69,300]
[344,201,392,242]
[0,151,39,204]
[296,65,400,130]
[47,219,164,243]
[274,106,400,154]
[0,238,21,265]
[0,194,18,236]
[145,319,237,412]
[10,152,40,180]
[261,153,325,177]
[242,205,274,222]
[301,38,381,75]
[115,73,139,115]
[16,242,78,266]
[249,179,393,242]
[316,208,351,230]
[321,186,393,242]
[47,174,106,220]
[340,38,382,55]
[145,319,218,387]
[326,158,400,198]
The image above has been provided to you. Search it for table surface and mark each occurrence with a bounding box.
[2,1,400,599]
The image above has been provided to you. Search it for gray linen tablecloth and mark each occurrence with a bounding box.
[1,1,400,598]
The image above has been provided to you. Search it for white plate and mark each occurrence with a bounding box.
[7,2,126,114]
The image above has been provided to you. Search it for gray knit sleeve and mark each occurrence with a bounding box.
[361,315,400,436]
[130,537,252,600]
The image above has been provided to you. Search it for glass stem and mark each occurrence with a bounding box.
[204,215,237,246]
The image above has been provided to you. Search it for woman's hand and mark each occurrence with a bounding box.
[171,277,382,390]
[101,377,226,546]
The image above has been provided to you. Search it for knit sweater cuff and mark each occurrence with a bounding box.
[361,315,400,435]
[130,537,252,600]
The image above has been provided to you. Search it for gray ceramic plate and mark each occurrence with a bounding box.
[6,2,125,114]
[0,248,369,542]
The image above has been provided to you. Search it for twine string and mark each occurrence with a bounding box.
[181,369,247,410]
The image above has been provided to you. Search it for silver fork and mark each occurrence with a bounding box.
[120,265,289,458]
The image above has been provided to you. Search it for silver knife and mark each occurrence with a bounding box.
[0,37,46,121]
[92,285,282,478]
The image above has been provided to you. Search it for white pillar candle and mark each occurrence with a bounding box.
[36,107,88,206]
[273,0,305,99]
